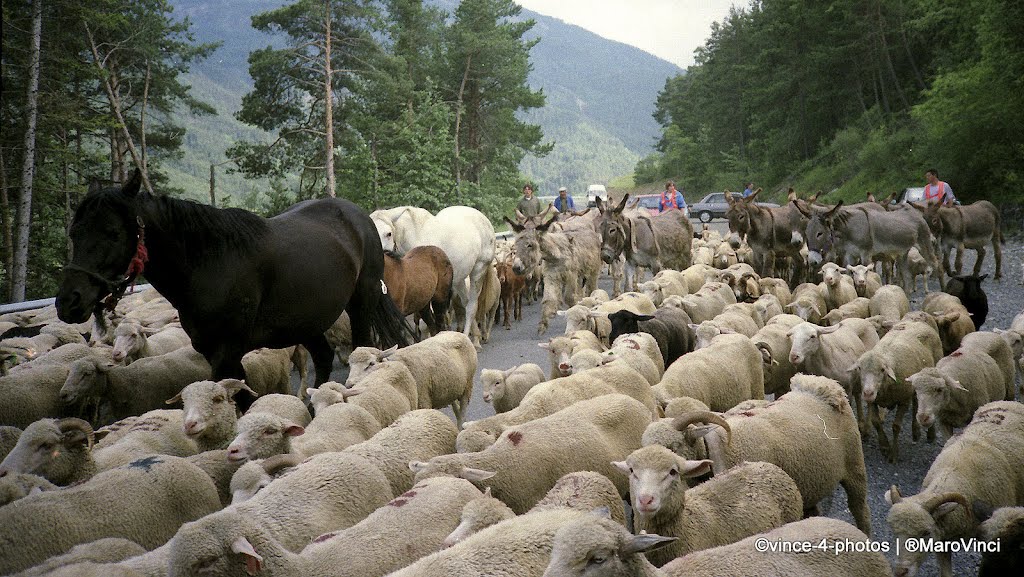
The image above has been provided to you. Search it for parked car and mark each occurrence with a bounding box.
[690,192,779,223]
[587,184,608,207]
[896,187,925,204]
[634,193,689,218]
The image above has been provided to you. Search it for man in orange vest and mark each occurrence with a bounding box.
[660,180,688,214]
[923,168,956,205]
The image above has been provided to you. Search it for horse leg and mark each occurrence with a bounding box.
[302,334,335,388]
[461,264,486,342]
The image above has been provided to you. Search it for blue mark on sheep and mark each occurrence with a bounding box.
[127,455,162,471]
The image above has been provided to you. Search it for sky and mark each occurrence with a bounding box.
[515,0,742,69]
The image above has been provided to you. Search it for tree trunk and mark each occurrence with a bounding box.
[453,54,472,189]
[86,22,154,194]
[209,164,216,207]
[140,60,151,177]
[62,127,72,262]
[11,0,43,302]
[323,0,336,198]
[0,152,12,300]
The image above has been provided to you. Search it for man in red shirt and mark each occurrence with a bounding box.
[923,168,956,205]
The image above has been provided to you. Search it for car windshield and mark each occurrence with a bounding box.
[706,193,725,203]
[638,197,659,208]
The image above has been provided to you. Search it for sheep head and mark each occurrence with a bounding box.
[906,367,967,429]
[886,486,972,577]
[442,488,514,549]
[614,445,711,519]
[479,369,506,404]
[227,412,304,463]
[544,512,675,577]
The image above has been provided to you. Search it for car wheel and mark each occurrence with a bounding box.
[699,211,712,223]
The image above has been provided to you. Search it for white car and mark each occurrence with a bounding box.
[587,184,607,207]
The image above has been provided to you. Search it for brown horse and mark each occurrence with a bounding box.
[383,246,454,337]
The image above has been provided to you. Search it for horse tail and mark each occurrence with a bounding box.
[433,257,455,325]
[371,291,418,347]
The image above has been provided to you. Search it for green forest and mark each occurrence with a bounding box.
[634,0,1024,209]
[1,0,549,301]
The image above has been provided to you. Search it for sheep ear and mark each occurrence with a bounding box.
[408,461,428,473]
[230,536,263,575]
[221,378,258,399]
[537,342,550,349]
[818,324,843,334]
[283,424,305,437]
[556,310,566,317]
[483,486,492,497]
[946,377,968,392]
[164,392,182,405]
[622,533,678,556]
[687,323,700,332]
[461,420,475,430]
[884,365,897,383]
[810,303,823,316]
[680,459,713,479]
[612,460,630,475]
[719,327,736,334]
[305,388,317,398]
[379,345,399,359]
[885,485,903,505]
[459,467,497,482]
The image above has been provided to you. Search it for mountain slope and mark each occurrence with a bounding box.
[164,0,681,200]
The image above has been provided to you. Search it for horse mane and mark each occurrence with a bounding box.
[144,193,270,257]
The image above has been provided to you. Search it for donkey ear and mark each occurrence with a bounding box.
[122,169,142,198]
[503,216,524,233]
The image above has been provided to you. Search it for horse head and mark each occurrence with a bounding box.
[56,170,144,324]
[373,216,398,252]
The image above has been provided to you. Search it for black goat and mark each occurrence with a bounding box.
[943,274,989,329]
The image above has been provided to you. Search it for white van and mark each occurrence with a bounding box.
[587,184,607,207]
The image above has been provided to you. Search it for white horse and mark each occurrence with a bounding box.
[371,206,495,341]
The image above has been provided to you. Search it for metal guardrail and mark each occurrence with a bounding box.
[1,230,518,316]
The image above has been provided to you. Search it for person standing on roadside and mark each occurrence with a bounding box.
[923,169,957,205]
[660,180,687,213]
[517,183,542,218]
[554,186,575,213]
[742,182,755,198]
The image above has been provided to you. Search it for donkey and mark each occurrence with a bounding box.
[796,200,938,292]
[597,195,693,292]
[725,189,807,284]
[914,201,1003,280]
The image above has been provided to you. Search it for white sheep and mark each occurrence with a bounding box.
[311,366,416,428]
[346,330,475,426]
[0,363,75,428]
[540,332,605,379]
[868,284,911,326]
[0,454,221,575]
[291,400,382,457]
[652,333,764,412]
[480,364,546,414]
[90,409,202,471]
[12,537,147,577]
[757,276,792,306]
[817,262,858,311]
[229,453,300,504]
[0,472,57,507]
[412,394,651,514]
[456,363,660,453]
[240,346,300,397]
[166,378,256,452]
[846,264,883,298]
[0,417,95,485]
[443,471,626,549]
[820,296,871,326]
[788,318,880,431]
[648,374,872,534]
[60,347,212,424]
[166,477,482,577]
[617,448,803,567]
[343,409,458,497]
[850,320,943,462]
[907,348,1011,440]
[226,412,305,463]
[752,293,784,324]
[922,291,976,354]
[110,320,189,364]
[960,330,1017,395]
[886,401,1024,577]
[247,393,311,427]
[751,313,803,396]
[784,282,826,323]
[688,309,758,350]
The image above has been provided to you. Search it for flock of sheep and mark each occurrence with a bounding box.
[0,205,1022,577]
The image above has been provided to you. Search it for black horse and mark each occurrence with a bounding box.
[56,170,412,403]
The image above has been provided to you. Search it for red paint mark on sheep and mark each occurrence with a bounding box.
[507,431,523,446]
[312,532,336,543]
[951,349,964,357]
[390,499,409,507]
[399,490,418,499]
